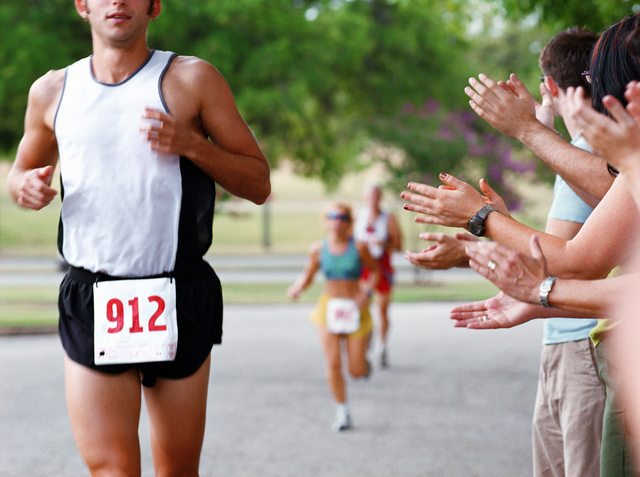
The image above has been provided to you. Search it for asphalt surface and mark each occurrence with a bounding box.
[0,301,542,477]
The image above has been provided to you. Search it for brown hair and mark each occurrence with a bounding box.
[539,27,597,93]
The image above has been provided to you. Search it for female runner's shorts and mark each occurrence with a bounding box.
[310,294,373,338]
[58,260,223,387]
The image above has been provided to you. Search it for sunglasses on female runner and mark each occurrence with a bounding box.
[326,211,350,222]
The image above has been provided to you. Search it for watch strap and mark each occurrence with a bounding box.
[476,204,498,221]
[468,204,498,237]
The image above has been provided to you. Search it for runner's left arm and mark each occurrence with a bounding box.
[387,213,403,252]
[357,243,380,306]
[142,57,270,205]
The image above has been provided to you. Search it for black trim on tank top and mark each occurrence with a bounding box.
[173,156,216,275]
[158,53,178,113]
[89,49,156,87]
[52,69,68,135]
[53,69,68,256]
[57,178,65,258]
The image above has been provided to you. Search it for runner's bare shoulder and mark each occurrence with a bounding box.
[27,69,66,124]
[164,55,232,101]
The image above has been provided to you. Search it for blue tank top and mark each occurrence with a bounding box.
[320,238,362,280]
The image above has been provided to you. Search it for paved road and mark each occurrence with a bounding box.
[0,302,541,477]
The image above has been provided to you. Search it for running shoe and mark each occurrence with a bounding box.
[364,359,372,379]
[380,349,389,369]
[332,412,353,432]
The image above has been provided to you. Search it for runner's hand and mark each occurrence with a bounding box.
[141,107,197,158]
[15,165,57,210]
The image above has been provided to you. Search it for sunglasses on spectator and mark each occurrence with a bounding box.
[326,211,350,222]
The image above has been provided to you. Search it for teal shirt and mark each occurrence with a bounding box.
[320,238,362,280]
[544,135,597,345]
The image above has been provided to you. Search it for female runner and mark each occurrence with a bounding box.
[288,202,379,431]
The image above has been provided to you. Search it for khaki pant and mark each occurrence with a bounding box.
[532,339,605,477]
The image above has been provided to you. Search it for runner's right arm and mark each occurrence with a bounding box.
[7,70,64,210]
[287,242,321,300]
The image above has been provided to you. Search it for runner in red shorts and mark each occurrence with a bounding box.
[354,184,403,368]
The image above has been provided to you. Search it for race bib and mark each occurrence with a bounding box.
[326,298,361,334]
[93,277,178,365]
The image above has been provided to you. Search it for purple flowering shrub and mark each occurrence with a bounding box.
[369,99,538,211]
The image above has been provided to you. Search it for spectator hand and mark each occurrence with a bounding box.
[568,86,640,175]
[465,73,538,140]
[625,80,640,123]
[405,232,478,270]
[536,82,556,130]
[465,235,548,305]
[449,292,543,329]
[401,173,486,229]
[479,178,510,216]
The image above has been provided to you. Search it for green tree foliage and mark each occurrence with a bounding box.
[0,1,90,150]
[502,0,640,31]
[0,0,470,187]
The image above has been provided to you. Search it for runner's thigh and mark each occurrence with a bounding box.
[143,355,211,475]
[64,356,142,476]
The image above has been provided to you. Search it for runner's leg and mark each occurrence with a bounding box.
[318,327,346,402]
[143,356,211,477]
[377,291,391,366]
[346,333,371,378]
[377,292,391,342]
[64,357,142,477]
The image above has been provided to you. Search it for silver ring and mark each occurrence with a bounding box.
[481,314,489,322]
[488,260,497,271]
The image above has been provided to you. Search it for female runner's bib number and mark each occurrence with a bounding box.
[326,298,360,334]
[93,277,178,365]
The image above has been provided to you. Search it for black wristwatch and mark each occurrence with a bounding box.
[467,204,498,237]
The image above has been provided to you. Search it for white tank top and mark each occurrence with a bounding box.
[55,50,184,276]
[354,208,389,259]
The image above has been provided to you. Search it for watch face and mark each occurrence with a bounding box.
[468,218,485,237]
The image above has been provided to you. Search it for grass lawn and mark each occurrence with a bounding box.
[0,280,498,330]
[0,161,551,256]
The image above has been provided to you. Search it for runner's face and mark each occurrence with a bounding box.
[80,0,159,45]
[325,209,351,236]
[365,187,381,208]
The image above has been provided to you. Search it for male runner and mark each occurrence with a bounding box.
[7,0,270,474]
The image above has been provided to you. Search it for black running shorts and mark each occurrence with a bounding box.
[58,260,223,387]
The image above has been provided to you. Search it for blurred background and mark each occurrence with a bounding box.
[1,0,640,328]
